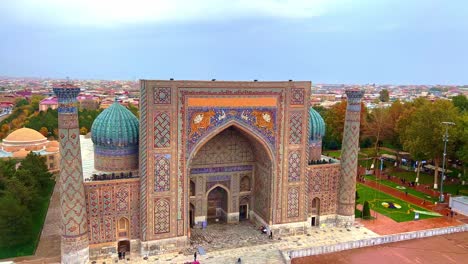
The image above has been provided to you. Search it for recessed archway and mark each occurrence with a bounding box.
[206,185,229,223]
[187,122,275,228]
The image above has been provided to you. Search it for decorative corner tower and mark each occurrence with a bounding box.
[53,83,89,264]
[337,89,364,227]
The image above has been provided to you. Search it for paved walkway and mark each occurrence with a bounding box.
[105,225,379,264]
[292,231,468,264]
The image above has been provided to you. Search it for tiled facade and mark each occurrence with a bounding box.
[59,81,363,260]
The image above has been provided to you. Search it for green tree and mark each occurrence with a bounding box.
[18,152,52,192]
[379,89,390,102]
[30,95,45,111]
[362,201,371,219]
[397,99,460,189]
[14,98,28,108]
[451,95,468,112]
[127,103,139,118]
[0,193,34,249]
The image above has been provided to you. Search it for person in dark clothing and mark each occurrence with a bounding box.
[194,251,197,261]
[269,231,273,239]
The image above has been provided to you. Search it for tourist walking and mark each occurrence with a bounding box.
[194,251,197,261]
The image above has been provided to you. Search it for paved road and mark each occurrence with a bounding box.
[292,231,468,264]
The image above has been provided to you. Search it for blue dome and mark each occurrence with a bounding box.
[309,107,325,141]
[91,101,139,147]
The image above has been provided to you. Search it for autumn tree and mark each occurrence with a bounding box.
[80,126,88,135]
[30,95,45,111]
[39,127,49,137]
[323,101,367,150]
[379,89,390,102]
[397,99,460,188]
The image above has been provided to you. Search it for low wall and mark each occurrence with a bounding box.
[284,224,468,263]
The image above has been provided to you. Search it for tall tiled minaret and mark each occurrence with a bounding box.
[53,83,89,264]
[337,89,364,227]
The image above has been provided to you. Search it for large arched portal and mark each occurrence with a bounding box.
[188,124,273,227]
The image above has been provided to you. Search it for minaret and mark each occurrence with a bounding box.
[53,83,89,264]
[337,89,364,227]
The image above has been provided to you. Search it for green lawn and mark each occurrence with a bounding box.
[356,184,439,222]
[0,181,56,259]
[364,175,438,202]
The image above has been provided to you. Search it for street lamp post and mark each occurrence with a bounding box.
[439,121,456,203]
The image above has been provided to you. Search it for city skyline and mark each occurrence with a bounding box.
[1,0,468,85]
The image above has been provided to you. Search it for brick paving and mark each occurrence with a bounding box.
[292,231,468,264]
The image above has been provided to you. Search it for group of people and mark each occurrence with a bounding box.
[118,251,126,260]
[259,225,274,239]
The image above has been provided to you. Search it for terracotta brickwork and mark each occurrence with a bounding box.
[337,90,364,219]
[306,163,340,215]
[53,85,89,263]
[84,180,140,244]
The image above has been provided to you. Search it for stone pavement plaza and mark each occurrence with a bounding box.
[95,223,379,264]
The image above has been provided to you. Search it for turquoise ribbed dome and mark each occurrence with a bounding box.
[91,102,139,147]
[309,107,325,141]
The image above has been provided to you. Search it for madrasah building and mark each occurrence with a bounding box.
[53,80,364,263]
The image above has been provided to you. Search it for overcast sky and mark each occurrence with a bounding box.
[0,0,467,84]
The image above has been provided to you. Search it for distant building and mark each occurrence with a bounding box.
[0,127,60,172]
[39,97,58,111]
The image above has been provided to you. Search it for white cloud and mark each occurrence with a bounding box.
[3,0,349,26]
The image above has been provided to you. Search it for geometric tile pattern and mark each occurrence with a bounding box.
[306,164,340,215]
[154,154,170,192]
[84,181,140,244]
[53,85,89,257]
[139,84,148,240]
[154,87,171,104]
[191,128,254,165]
[288,150,301,182]
[290,88,305,105]
[116,187,129,213]
[287,187,299,218]
[154,198,170,234]
[337,90,364,216]
[154,112,171,148]
[288,111,303,144]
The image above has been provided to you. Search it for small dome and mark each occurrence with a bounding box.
[13,148,31,158]
[309,107,325,141]
[46,146,59,153]
[4,128,46,142]
[48,141,59,147]
[91,101,139,147]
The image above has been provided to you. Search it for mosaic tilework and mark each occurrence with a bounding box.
[187,107,277,156]
[90,217,100,243]
[288,150,301,182]
[287,187,299,218]
[102,188,113,215]
[54,85,89,258]
[306,164,340,215]
[290,88,305,105]
[139,84,148,240]
[103,216,115,241]
[155,154,171,192]
[154,87,171,104]
[116,187,129,213]
[154,112,171,148]
[289,111,303,144]
[84,181,140,244]
[89,190,99,216]
[190,165,253,174]
[154,198,170,234]
[338,90,364,216]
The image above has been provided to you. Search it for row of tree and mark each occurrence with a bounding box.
[318,95,467,188]
[0,153,54,254]
[0,97,106,140]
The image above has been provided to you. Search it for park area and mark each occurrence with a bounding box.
[356,184,440,222]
